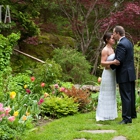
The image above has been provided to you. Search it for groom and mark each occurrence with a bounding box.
[111,26,137,124]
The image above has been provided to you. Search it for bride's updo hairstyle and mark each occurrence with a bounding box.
[103,32,112,44]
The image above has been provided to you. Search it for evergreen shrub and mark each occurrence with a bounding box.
[33,59,62,92]
[40,95,78,118]
[53,47,94,84]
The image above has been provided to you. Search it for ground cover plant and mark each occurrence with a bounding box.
[40,95,79,118]
[21,111,140,140]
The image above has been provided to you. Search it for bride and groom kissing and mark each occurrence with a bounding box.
[96,25,137,124]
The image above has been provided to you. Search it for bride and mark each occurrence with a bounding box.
[96,32,119,121]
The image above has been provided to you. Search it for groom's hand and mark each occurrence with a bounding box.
[105,65,110,69]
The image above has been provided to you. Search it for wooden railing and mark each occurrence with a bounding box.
[14,49,45,64]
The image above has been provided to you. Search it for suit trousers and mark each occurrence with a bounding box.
[119,81,137,122]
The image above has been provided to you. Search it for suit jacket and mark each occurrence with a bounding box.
[110,37,136,83]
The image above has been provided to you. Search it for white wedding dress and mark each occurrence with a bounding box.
[96,53,118,121]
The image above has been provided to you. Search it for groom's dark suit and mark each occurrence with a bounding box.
[111,37,137,123]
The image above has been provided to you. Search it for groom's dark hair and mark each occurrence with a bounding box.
[114,26,125,36]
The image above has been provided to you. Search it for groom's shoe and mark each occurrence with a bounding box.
[132,116,137,119]
[118,120,132,124]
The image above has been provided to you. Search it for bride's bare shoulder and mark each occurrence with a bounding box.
[102,46,108,54]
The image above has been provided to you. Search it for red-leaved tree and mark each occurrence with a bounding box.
[56,0,140,74]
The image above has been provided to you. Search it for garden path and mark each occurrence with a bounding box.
[73,123,127,140]
[74,133,127,140]
[36,117,127,140]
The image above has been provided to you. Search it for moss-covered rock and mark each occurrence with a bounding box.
[19,33,76,61]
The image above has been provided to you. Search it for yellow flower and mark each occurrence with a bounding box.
[26,112,30,116]
[10,91,16,99]
[24,85,27,89]
[22,115,27,121]
[13,111,19,117]
[44,92,49,98]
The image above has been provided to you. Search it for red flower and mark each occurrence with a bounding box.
[41,82,45,87]
[31,76,35,82]
[38,98,44,105]
[26,89,31,94]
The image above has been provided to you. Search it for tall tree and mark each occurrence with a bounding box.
[56,0,140,74]
[101,1,140,43]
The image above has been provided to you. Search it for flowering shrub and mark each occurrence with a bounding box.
[5,74,49,118]
[0,33,55,139]
[0,103,33,140]
[50,81,73,97]
[0,73,50,139]
[0,103,11,121]
[0,103,31,123]
[49,81,92,113]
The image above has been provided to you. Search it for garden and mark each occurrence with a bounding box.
[0,0,140,140]
[0,33,98,140]
[0,33,140,140]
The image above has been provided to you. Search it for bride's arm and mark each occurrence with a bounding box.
[101,49,119,67]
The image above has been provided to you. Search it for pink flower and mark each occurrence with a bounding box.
[0,114,5,121]
[0,103,4,112]
[8,116,15,122]
[38,98,44,105]
[54,84,59,88]
[31,76,35,82]
[5,107,11,116]
[41,82,45,87]
[0,103,3,108]
[26,89,31,94]
[1,113,5,117]
[64,89,68,93]
[59,87,65,92]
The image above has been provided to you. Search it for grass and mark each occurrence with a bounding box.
[22,111,140,140]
